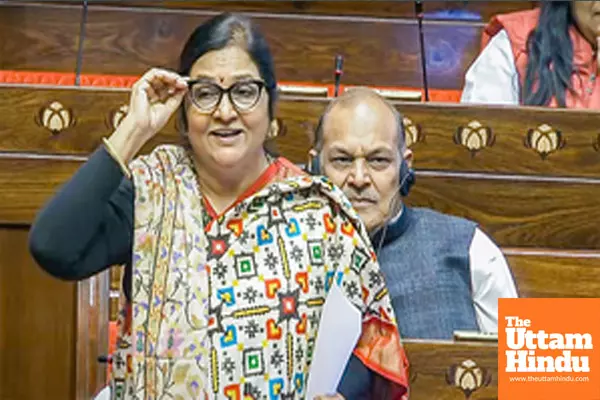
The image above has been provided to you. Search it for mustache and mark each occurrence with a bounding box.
[343,190,378,203]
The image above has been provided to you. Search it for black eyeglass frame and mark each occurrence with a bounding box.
[186,79,267,113]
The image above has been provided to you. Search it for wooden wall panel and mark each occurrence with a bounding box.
[86,0,418,18]
[0,86,180,157]
[76,273,110,399]
[0,87,123,154]
[3,87,598,249]
[0,87,319,161]
[0,158,81,224]
[3,157,599,251]
[506,253,600,298]
[404,339,498,400]
[422,22,482,90]
[83,0,535,21]
[0,3,82,73]
[2,88,599,178]
[0,1,539,95]
[406,177,600,250]
[0,227,76,400]
[399,102,600,178]
[81,6,423,87]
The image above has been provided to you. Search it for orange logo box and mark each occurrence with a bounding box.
[499,298,600,400]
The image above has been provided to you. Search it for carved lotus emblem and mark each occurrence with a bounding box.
[524,124,565,159]
[402,117,424,147]
[35,101,76,135]
[446,359,492,399]
[593,134,600,152]
[107,104,129,130]
[454,120,495,156]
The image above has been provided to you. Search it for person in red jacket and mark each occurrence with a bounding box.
[461,1,600,109]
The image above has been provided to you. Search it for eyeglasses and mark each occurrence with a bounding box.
[186,79,266,113]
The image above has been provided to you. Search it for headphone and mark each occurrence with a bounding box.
[306,117,416,197]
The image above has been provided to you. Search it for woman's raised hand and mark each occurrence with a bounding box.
[107,68,188,164]
[127,68,188,139]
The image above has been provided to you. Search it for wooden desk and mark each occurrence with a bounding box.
[404,339,498,400]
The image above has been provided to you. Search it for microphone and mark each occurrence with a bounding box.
[97,355,113,364]
[415,0,430,102]
[334,54,344,97]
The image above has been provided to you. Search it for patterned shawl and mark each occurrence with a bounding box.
[110,145,409,399]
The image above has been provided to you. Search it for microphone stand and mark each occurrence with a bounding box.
[334,54,344,97]
[415,0,430,102]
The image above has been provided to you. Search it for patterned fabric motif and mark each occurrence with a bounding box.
[110,145,407,399]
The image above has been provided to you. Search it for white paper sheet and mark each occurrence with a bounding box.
[305,283,362,400]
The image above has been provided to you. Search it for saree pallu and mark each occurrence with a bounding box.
[110,145,408,399]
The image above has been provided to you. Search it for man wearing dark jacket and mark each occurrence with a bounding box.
[307,88,518,398]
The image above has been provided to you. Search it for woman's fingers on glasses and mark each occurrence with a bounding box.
[146,76,187,103]
[139,69,187,96]
[146,68,186,85]
[157,72,188,91]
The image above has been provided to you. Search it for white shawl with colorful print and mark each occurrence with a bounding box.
[110,145,408,400]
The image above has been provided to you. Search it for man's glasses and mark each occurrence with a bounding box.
[186,79,266,113]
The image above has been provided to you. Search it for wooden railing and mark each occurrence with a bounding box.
[1,83,598,400]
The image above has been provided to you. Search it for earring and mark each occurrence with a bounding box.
[267,120,279,140]
[268,119,282,139]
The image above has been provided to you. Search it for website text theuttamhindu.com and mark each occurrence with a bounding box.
[509,376,590,383]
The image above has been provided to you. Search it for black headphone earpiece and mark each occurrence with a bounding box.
[399,159,416,197]
[308,154,321,175]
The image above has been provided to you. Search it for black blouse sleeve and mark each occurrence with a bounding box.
[28,146,134,281]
